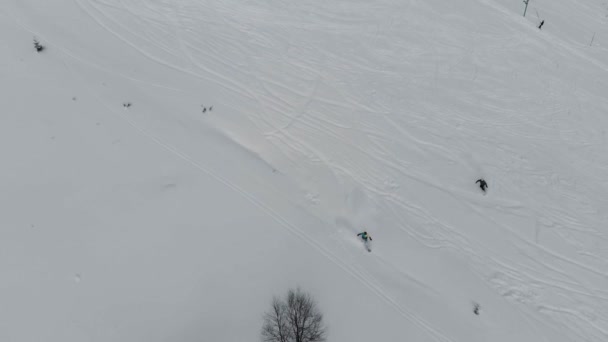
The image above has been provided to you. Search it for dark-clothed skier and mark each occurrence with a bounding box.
[357,231,372,242]
[538,20,545,29]
[476,179,488,192]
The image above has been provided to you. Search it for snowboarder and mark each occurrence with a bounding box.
[476,179,488,192]
[357,231,372,242]
[538,20,544,30]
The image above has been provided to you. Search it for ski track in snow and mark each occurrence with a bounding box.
[73,61,455,342]
[75,0,608,340]
[6,0,608,340]
[45,3,455,339]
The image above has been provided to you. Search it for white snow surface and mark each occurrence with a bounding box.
[2,0,608,341]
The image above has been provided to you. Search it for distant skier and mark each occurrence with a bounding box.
[357,231,372,242]
[538,20,544,30]
[476,179,488,192]
[357,231,372,252]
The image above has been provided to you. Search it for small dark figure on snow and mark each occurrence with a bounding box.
[476,179,488,192]
[357,231,372,242]
[33,39,44,52]
[538,20,545,30]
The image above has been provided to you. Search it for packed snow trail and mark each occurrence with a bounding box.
[2,0,608,341]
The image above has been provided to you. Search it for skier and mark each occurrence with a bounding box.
[476,179,488,192]
[538,20,544,30]
[357,231,372,242]
[357,231,372,252]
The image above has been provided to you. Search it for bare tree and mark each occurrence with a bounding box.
[262,297,291,342]
[262,288,327,342]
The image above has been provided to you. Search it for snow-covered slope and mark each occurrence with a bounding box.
[2,0,607,341]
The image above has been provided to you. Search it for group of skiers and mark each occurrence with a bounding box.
[357,178,489,250]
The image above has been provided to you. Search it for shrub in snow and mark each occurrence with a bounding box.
[262,288,327,342]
